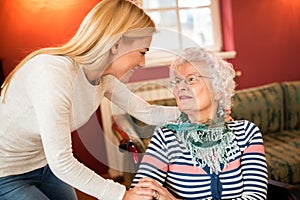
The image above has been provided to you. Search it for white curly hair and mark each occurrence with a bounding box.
[170,47,236,115]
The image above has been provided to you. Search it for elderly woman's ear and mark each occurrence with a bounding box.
[214,92,234,122]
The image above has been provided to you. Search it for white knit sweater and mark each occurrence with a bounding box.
[0,54,179,199]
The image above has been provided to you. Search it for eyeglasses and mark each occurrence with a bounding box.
[170,74,213,87]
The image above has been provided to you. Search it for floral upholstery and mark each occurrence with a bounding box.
[231,81,300,185]
[231,82,284,134]
[282,81,300,130]
[264,130,300,184]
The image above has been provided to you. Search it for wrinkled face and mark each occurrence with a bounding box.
[172,62,216,123]
[104,36,152,82]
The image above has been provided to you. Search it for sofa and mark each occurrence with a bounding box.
[112,80,300,191]
[231,80,300,185]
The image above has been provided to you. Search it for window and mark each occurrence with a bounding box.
[139,0,224,67]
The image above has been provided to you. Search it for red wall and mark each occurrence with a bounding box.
[230,0,300,88]
[0,0,108,175]
[1,0,299,89]
[0,0,100,76]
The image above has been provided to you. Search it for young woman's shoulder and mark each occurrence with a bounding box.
[28,54,77,72]
[22,54,79,83]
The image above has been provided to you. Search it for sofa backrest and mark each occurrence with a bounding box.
[144,83,287,135]
[116,81,298,141]
[231,82,284,135]
[281,80,300,130]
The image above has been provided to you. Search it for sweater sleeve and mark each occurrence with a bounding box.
[238,120,268,200]
[26,60,126,199]
[102,75,180,126]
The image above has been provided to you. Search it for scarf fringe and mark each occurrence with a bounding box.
[167,114,239,174]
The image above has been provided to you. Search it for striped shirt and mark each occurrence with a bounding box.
[132,120,268,200]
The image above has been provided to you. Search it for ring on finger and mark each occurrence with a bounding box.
[153,190,160,200]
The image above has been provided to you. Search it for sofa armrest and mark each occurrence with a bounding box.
[268,179,300,200]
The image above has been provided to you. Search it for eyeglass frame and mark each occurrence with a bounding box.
[170,73,213,87]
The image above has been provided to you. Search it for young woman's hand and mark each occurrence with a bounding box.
[123,184,153,200]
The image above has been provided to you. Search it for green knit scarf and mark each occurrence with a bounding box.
[165,113,239,174]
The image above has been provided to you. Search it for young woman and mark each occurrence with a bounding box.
[132,47,268,200]
[0,0,180,199]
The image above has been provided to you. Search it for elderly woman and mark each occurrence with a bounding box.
[131,47,268,200]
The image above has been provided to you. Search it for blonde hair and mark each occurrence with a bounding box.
[1,0,155,102]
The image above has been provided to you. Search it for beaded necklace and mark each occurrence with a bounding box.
[165,113,239,174]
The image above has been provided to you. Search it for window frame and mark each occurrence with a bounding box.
[140,0,236,67]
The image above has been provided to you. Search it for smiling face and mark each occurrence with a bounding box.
[173,62,218,123]
[103,36,152,82]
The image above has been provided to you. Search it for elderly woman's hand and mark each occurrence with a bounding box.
[134,177,179,200]
[123,183,154,200]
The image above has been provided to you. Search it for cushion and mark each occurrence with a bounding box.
[231,82,284,134]
[281,80,300,130]
[263,130,300,184]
